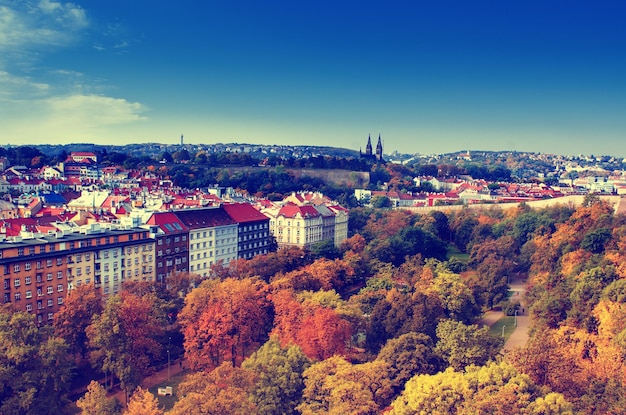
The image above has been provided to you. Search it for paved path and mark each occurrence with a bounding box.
[109,358,189,405]
[478,276,530,352]
[503,280,529,351]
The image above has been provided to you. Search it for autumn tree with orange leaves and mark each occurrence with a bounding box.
[178,278,273,370]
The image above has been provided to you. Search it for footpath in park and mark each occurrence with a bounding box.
[478,277,530,352]
[109,358,189,405]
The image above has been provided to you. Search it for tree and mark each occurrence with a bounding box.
[178,278,273,370]
[53,284,103,359]
[298,356,384,415]
[434,319,503,371]
[167,363,256,415]
[389,361,573,415]
[76,380,119,415]
[126,387,163,415]
[242,338,312,415]
[376,332,441,393]
[87,292,164,398]
[0,307,73,415]
[271,290,353,360]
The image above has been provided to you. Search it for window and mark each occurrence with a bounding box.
[37,300,42,309]
[47,273,52,281]
[36,261,42,269]
[14,278,20,287]
[25,290,32,299]
[18,248,24,256]
[14,292,21,301]
[57,271,63,279]
[14,264,20,273]
[47,286,53,294]
[28,247,35,255]
[158,239,163,245]
[26,303,32,312]
[37,288,42,296]
[58,297,63,305]
[25,262,31,271]
[85,266,91,274]
[48,312,53,320]
[57,284,63,292]
[25,276,31,285]
[76,268,82,276]
[4,279,9,289]
[85,253,91,261]
[56,258,63,266]
[76,254,82,263]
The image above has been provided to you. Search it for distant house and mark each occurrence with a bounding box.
[69,152,98,163]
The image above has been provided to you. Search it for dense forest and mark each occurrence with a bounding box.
[2,196,626,414]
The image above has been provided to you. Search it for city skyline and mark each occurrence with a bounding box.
[1,1,625,157]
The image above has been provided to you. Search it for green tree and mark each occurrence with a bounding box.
[0,307,73,415]
[434,319,503,371]
[242,338,312,415]
[376,332,441,393]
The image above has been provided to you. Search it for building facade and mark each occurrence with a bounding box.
[222,203,271,260]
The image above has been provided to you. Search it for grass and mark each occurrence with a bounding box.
[488,316,517,342]
[148,372,188,411]
[446,244,469,262]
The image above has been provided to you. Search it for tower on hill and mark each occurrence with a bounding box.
[360,134,384,162]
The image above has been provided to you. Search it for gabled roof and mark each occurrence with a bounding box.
[147,211,189,233]
[277,204,321,219]
[222,203,269,223]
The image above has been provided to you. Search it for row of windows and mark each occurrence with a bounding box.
[189,227,236,240]
[242,223,268,231]
[7,258,62,274]
[17,245,56,256]
[157,235,187,245]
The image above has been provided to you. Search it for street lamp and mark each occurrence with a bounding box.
[167,336,171,381]
[502,325,506,337]
[514,309,518,327]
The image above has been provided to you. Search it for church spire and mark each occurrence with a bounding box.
[366,134,373,156]
[376,134,383,161]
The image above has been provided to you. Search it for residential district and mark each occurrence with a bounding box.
[1,148,626,325]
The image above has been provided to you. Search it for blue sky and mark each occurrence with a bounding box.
[1,0,625,157]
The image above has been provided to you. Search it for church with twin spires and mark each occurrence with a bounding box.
[360,134,384,162]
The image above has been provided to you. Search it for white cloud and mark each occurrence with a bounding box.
[0,93,149,144]
[46,94,148,126]
[0,0,88,53]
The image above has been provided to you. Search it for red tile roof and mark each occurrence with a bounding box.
[147,212,189,233]
[222,203,269,223]
[277,204,321,219]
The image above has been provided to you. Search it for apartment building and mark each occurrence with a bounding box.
[263,204,324,249]
[174,207,238,278]
[1,233,69,325]
[222,203,271,260]
[146,212,189,285]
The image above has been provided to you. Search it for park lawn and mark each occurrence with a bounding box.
[446,244,469,262]
[489,316,517,342]
[149,372,188,411]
